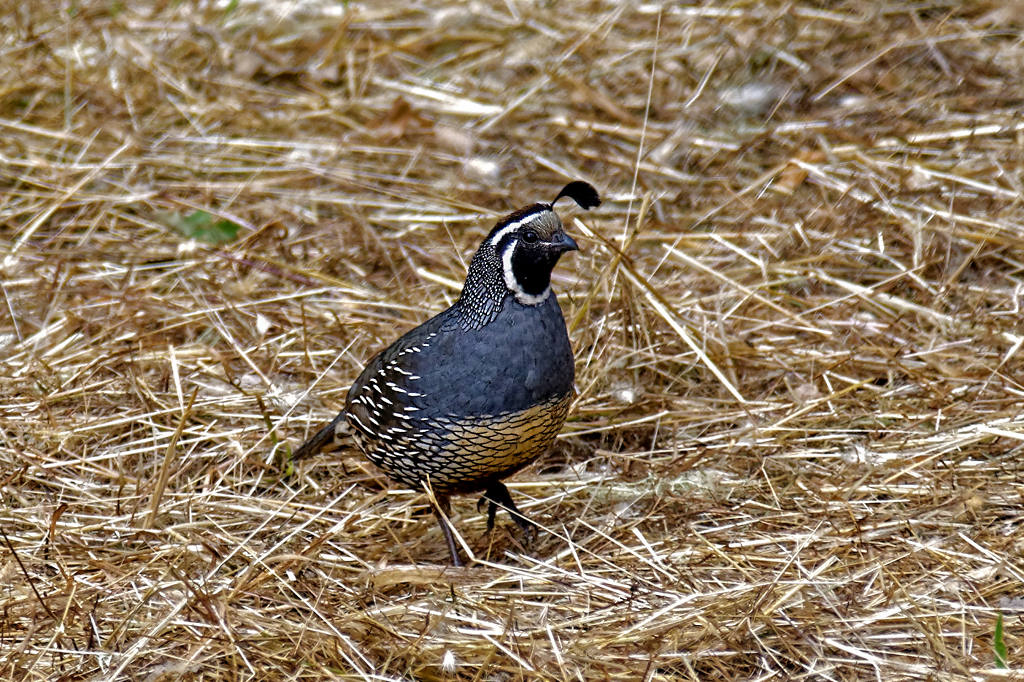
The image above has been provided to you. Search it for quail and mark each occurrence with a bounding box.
[293,181,600,565]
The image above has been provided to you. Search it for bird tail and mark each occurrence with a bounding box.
[291,411,347,461]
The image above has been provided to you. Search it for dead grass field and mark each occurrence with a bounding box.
[2,1,1024,679]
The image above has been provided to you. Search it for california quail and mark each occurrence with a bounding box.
[293,181,600,565]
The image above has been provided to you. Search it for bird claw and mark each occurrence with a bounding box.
[514,515,538,544]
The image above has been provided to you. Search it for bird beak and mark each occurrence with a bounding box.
[551,231,579,253]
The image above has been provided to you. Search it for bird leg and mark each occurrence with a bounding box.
[430,494,464,567]
[480,482,536,541]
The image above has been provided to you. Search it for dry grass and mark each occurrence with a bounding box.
[2,1,1024,679]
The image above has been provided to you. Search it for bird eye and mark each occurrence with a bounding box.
[522,229,539,243]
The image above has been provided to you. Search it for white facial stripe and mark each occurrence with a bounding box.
[501,238,550,306]
[488,209,550,247]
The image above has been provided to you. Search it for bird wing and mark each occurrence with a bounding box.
[344,312,448,439]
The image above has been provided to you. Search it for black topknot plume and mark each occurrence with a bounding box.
[551,181,600,210]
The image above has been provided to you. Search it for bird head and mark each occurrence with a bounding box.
[482,181,600,305]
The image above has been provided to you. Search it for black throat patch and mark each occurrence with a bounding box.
[510,245,558,296]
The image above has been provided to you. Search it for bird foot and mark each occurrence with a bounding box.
[478,483,537,544]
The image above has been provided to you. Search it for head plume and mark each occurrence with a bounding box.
[551,181,600,210]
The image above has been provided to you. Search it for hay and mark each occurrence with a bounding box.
[2,1,1023,679]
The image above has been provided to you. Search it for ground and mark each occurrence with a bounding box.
[1,1,1023,680]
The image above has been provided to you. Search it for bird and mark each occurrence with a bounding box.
[292,181,600,565]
